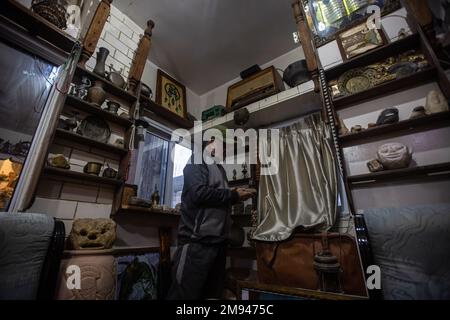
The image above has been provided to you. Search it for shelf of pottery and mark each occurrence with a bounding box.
[317,24,450,211]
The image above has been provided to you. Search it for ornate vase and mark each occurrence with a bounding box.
[86,80,106,107]
[93,47,110,77]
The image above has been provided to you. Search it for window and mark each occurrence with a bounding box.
[135,121,191,208]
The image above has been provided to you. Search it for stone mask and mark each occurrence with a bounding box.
[68,219,116,250]
[376,108,399,126]
[376,143,412,170]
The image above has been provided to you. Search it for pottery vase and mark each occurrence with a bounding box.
[86,80,106,107]
[93,47,110,77]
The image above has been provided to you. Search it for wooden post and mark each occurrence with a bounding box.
[79,0,112,67]
[291,0,319,92]
[127,20,155,94]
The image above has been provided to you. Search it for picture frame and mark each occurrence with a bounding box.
[155,69,187,120]
[336,22,388,61]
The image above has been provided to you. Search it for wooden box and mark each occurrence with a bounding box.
[226,66,284,111]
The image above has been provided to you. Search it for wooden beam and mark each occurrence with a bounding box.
[291,0,319,91]
[79,0,112,67]
[127,20,155,95]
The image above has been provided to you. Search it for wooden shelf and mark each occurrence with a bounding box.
[228,178,250,187]
[339,111,450,147]
[43,167,124,186]
[140,96,194,129]
[333,68,437,110]
[0,0,76,53]
[63,246,159,257]
[325,35,420,79]
[76,66,137,103]
[55,129,128,156]
[348,162,450,186]
[65,95,133,128]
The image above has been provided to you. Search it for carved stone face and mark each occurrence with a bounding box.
[377,143,412,170]
[68,219,116,250]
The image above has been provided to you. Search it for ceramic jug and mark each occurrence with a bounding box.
[93,47,110,77]
[86,80,106,107]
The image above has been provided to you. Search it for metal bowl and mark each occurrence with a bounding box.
[83,162,103,176]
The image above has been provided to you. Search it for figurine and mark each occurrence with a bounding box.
[151,184,160,207]
[425,90,449,114]
[376,108,399,125]
[377,142,412,170]
[232,169,237,180]
[338,116,349,135]
[410,106,427,119]
[367,159,384,173]
[241,164,248,179]
[67,218,116,250]
[351,125,363,133]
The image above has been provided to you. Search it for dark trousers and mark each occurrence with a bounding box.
[166,242,226,300]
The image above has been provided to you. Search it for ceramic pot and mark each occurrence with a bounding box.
[106,64,125,89]
[86,80,106,107]
[102,165,118,179]
[93,47,110,77]
[141,83,153,98]
[106,101,120,114]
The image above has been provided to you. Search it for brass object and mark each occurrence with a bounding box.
[83,162,103,176]
[102,164,118,179]
[48,154,70,169]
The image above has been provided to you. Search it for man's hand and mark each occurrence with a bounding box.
[235,188,257,201]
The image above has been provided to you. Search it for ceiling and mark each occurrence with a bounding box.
[115,0,299,95]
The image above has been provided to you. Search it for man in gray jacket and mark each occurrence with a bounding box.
[167,138,254,300]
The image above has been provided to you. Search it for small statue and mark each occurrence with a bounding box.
[377,142,412,170]
[376,108,399,125]
[232,169,237,180]
[241,164,248,179]
[338,116,349,135]
[425,90,449,114]
[410,106,427,119]
[151,184,160,207]
[367,159,384,173]
[351,125,363,133]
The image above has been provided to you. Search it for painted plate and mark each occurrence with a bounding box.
[337,69,373,96]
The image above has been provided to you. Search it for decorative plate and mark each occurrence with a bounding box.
[77,115,111,144]
[337,68,373,96]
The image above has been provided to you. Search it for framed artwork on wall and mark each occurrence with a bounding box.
[155,69,187,120]
[336,22,388,60]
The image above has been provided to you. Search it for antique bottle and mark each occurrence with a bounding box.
[93,47,110,77]
[86,80,106,107]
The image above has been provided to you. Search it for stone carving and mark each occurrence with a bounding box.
[376,108,399,126]
[68,219,116,250]
[56,254,116,300]
[425,90,449,114]
[410,106,427,119]
[376,142,412,170]
[351,125,362,133]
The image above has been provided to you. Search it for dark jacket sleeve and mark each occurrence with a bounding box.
[183,164,239,207]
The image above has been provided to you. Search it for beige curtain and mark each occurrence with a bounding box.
[253,113,338,242]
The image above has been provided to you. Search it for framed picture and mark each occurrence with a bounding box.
[155,69,187,120]
[336,22,388,60]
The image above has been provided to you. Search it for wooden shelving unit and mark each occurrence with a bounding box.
[339,111,450,146]
[333,67,437,110]
[140,95,194,129]
[65,95,134,128]
[0,0,76,53]
[55,129,128,155]
[76,65,137,103]
[347,162,450,186]
[43,167,124,186]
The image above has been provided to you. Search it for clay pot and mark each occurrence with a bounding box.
[86,80,106,107]
[93,47,109,77]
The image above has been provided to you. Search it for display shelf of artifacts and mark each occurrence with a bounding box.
[76,65,137,103]
[139,95,194,129]
[54,129,128,155]
[347,162,450,186]
[339,111,450,147]
[192,80,322,132]
[65,95,134,128]
[43,166,124,186]
[332,67,437,110]
[0,0,76,54]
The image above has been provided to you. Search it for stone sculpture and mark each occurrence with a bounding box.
[376,142,412,170]
[425,90,449,114]
[68,219,116,250]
